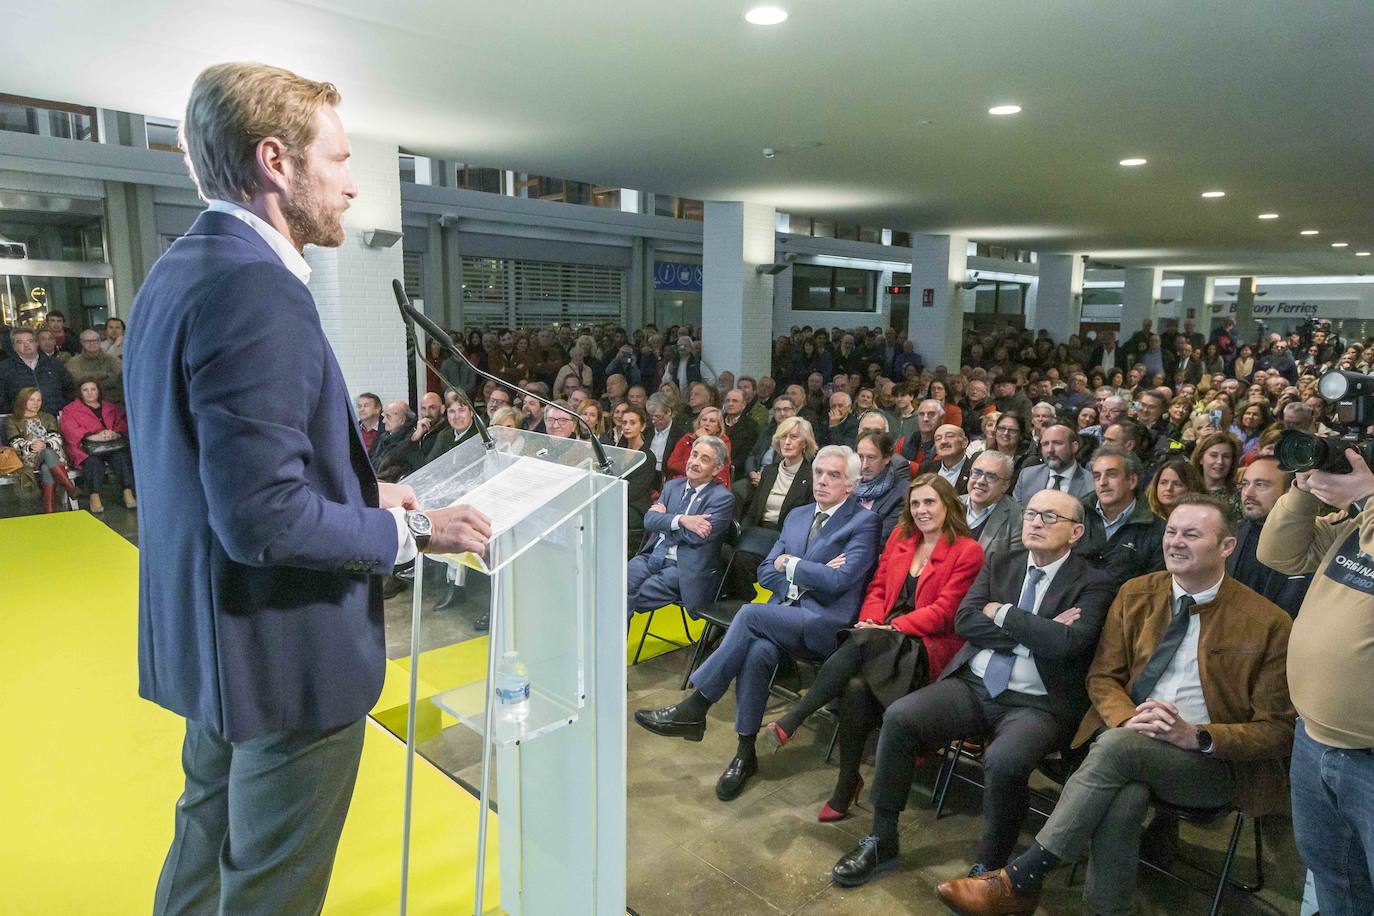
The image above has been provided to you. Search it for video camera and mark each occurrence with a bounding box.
[1276,370,1374,473]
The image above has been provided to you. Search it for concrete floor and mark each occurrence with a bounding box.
[7,487,1304,915]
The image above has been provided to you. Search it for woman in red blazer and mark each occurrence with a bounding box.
[763,472,983,821]
[59,378,136,513]
[663,406,732,489]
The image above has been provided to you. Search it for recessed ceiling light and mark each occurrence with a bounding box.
[744,6,788,25]
[1119,157,1147,167]
[1257,213,1279,220]
[988,104,1022,116]
[1201,191,1226,198]
[1357,251,1371,257]
[1300,229,1319,236]
[1332,242,1349,248]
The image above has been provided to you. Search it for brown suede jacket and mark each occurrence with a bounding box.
[1074,571,1295,816]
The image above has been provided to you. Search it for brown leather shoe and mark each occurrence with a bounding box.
[935,868,1039,915]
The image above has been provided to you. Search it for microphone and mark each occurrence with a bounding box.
[391,279,614,475]
[392,287,495,453]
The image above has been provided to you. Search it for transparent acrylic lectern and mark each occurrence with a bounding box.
[397,426,643,916]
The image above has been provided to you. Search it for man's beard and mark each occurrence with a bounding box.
[283,167,346,248]
[1044,455,1071,471]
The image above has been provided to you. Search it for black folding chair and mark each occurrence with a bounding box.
[1136,801,1264,916]
[631,523,742,667]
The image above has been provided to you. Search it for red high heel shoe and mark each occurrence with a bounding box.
[818,775,864,822]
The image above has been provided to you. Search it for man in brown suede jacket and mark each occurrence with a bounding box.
[937,493,1294,916]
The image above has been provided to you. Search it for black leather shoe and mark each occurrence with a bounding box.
[832,835,898,887]
[381,576,410,599]
[634,705,707,741]
[1139,811,1179,867]
[714,754,758,801]
[473,613,489,632]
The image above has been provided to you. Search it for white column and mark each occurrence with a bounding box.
[1182,274,1215,328]
[702,200,775,378]
[1121,267,1163,340]
[907,234,967,371]
[304,134,408,400]
[1034,254,1086,341]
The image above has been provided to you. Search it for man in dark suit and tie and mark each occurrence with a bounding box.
[635,446,881,801]
[125,63,491,915]
[831,488,1112,886]
[917,423,972,495]
[1012,423,1094,506]
[626,435,735,617]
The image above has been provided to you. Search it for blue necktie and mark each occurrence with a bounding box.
[984,566,1045,698]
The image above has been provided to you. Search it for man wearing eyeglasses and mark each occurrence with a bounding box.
[961,450,1023,558]
[544,402,579,439]
[832,488,1112,887]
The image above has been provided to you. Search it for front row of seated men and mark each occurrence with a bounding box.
[625,436,1294,915]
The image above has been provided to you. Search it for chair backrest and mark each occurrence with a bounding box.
[735,524,780,558]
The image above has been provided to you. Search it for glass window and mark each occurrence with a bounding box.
[145,119,181,152]
[0,208,106,262]
[791,264,876,312]
[0,275,109,331]
[0,94,97,141]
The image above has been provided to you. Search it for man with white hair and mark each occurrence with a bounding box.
[636,446,880,801]
[961,450,1022,557]
[918,423,971,494]
[661,334,716,390]
[1080,395,1129,443]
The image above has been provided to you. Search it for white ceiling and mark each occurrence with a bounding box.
[7,0,1374,275]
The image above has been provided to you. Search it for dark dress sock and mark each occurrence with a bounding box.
[1005,841,1060,895]
[736,732,757,761]
[871,807,901,857]
[676,689,712,720]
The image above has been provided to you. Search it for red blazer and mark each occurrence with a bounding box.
[664,432,732,489]
[858,529,984,680]
[59,399,129,467]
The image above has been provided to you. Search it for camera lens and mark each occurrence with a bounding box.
[1275,429,1327,473]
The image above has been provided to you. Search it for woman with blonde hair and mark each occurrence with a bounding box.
[764,474,983,822]
[577,399,613,444]
[664,406,732,487]
[489,405,524,429]
[4,387,80,512]
[1191,431,1243,516]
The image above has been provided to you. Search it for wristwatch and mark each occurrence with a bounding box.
[405,510,432,552]
[1196,727,1214,753]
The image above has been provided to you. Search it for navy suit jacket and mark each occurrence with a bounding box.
[124,211,398,742]
[639,475,734,612]
[756,496,881,651]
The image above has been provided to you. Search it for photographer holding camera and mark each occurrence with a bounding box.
[1258,440,1374,916]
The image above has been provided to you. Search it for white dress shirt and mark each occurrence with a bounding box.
[969,550,1073,696]
[663,483,704,561]
[208,200,416,566]
[783,503,837,601]
[1149,576,1223,725]
[963,494,996,531]
[938,456,967,489]
[649,424,672,469]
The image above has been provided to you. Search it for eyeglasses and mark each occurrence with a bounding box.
[968,469,1007,482]
[1023,508,1077,526]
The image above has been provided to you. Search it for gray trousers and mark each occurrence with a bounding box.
[1037,727,1235,916]
[152,717,367,916]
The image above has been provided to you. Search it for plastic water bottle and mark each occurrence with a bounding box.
[494,650,530,728]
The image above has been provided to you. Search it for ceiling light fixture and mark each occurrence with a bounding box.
[988,104,1022,116]
[1119,158,1147,167]
[1257,213,1279,220]
[1332,242,1349,248]
[1300,229,1319,236]
[1356,251,1371,257]
[1201,191,1225,198]
[744,6,788,25]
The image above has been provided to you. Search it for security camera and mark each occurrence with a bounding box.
[762,148,776,159]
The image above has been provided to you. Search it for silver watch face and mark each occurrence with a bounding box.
[408,512,432,536]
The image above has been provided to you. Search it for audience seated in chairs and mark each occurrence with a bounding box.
[726,416,817,598]
[617,405,662,555]
[763,474,984,822]
[664,406,732,489]
[1012,422,1093,505]
[488,405,523,429]
[59,379,136,514]
[830,488,1112,887]
[4,386,80,513]
[426,396,479,463]
[918,423,972,495]
[626,435,734,621]
[635,445,880,803]
[937,494,1295,915]
[65,329,124,406]
[854,430,906,541]
[733,394,798,511]
[960,450,1023,558]
[0,326,75,415]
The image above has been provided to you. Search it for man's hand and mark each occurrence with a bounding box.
[855,619,892,630]
[774,553,793,573]
[650,501,667,514]
[749,471,761,486]
[679,514,712,538]
[410,417,434,442]
[1053,606,1082,626]
[424,505,494,556]
[1296,448,1374,508]
[378,482,418,511]
[982,601,1003,620]
[826,553,847,570]
[1123,699,1200,750]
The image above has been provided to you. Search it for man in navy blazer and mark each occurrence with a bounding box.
[627,435,735,616]
[125,64,489,915]
[635,445,880,801]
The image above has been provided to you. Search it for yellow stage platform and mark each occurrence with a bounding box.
[0,513,498,914]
